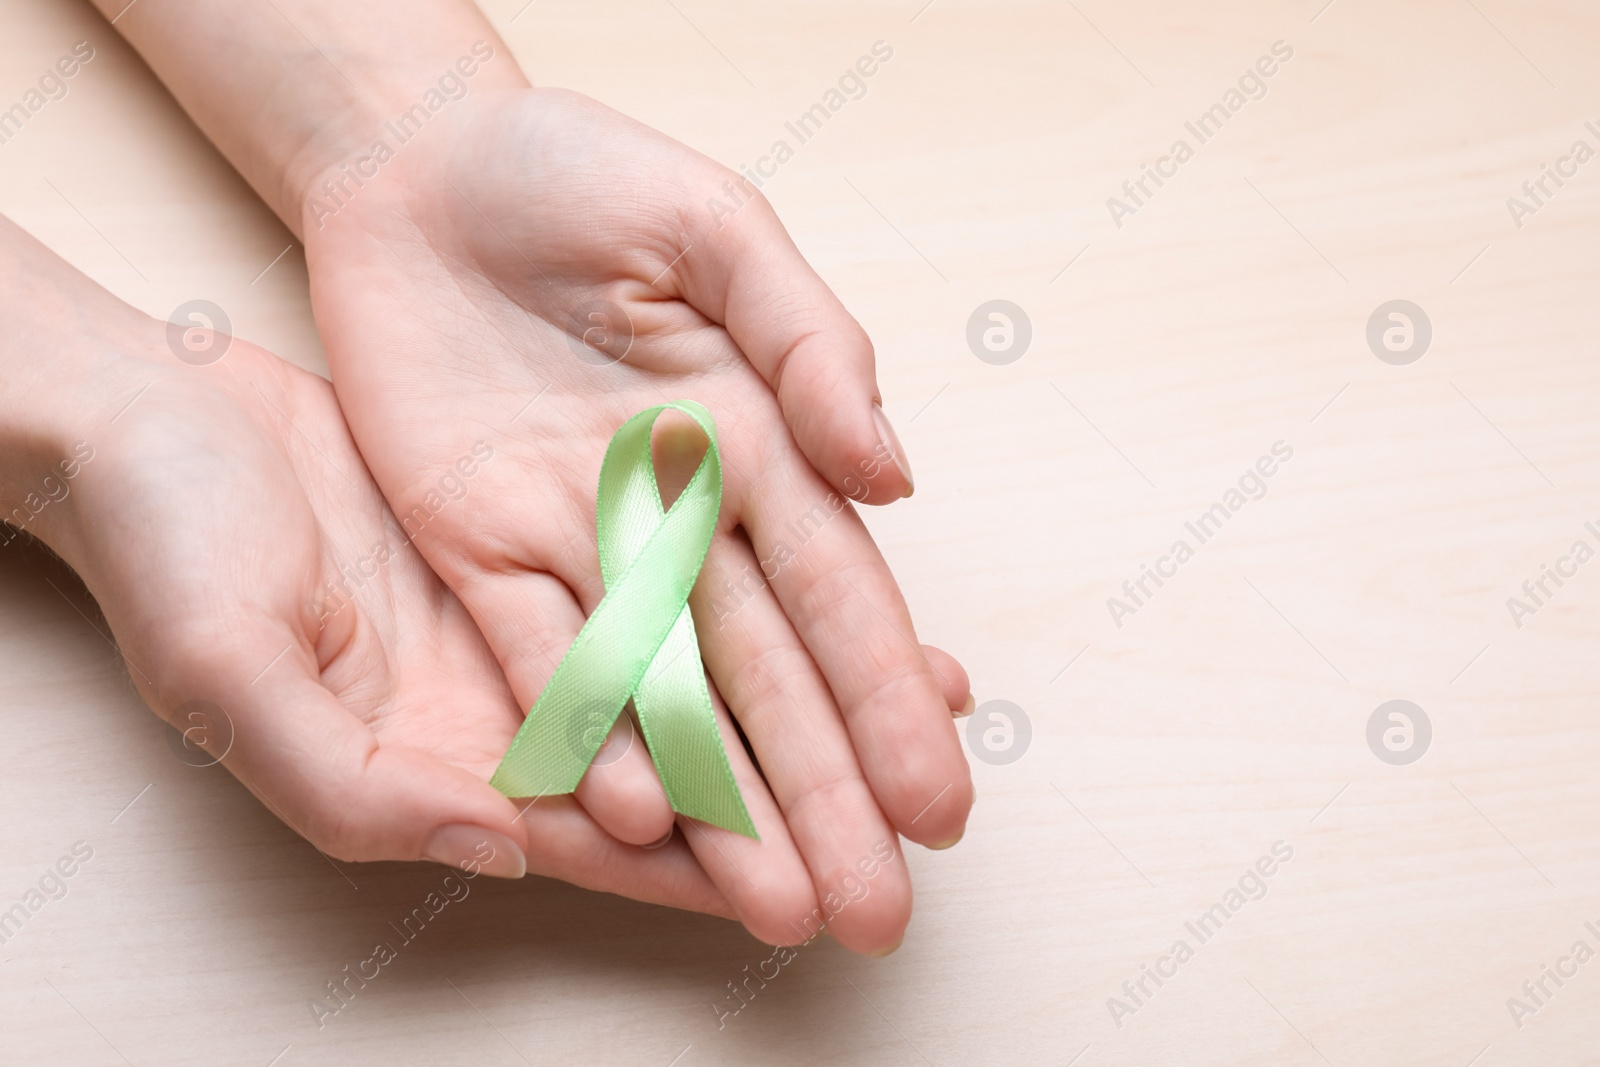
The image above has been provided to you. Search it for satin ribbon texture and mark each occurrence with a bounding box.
[488,401,757,839]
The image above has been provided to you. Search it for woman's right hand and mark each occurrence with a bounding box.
[0,216,730,917]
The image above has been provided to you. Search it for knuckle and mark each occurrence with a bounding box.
[726,642,812,724]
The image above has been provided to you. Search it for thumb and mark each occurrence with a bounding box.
[167,638,530,879]
[680,186,914,505]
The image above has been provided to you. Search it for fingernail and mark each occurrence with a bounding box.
[954,694,975,717]
[928,830,964,851]
[871,403,914,498]
[425,824,526,879]
[865,934,904,958]
[642,827,675,850]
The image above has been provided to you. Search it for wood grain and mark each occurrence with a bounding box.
[3,1,1599,1063]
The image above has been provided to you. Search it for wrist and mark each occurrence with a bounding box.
[91,0,527,238]
[290,41,527,237]
[0,220,160,551]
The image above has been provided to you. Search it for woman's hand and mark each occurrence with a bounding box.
[301,87,973,952]
[90,0,974,953]
[0,217,729,918]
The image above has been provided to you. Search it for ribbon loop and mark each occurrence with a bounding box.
[488,401,757,838]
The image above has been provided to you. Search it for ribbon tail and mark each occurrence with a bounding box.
[634,604,758,839]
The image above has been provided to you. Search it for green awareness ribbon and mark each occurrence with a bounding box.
[488,401,757,839]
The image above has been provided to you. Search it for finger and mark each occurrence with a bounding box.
[177,607,729,913]
[921,644,973,715]
[672,674,822,947]
[737,450,973,848]
[167,627,532,878]
[448,564,678,846]
[180,628,728,913]
[675,186,913,506]
[693,530,913,954]
[519,796,732,920]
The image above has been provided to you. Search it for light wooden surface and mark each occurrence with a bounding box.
[5,1,1600,1064]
